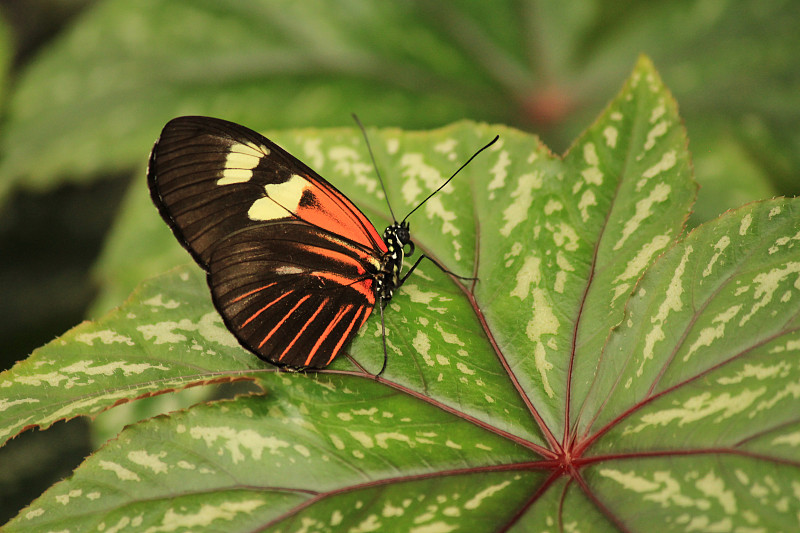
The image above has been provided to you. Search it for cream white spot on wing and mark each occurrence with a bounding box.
[218,141,268,185]
[249,174,308,221]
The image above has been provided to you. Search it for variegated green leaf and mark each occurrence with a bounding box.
[4,57,799,532]
[0,266,264,444]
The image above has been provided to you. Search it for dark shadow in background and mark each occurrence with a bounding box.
[0,1,127,523]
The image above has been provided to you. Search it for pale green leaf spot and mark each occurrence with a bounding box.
[526,289,559,397]
[769,206,782,218]
[771,431,800,447]
[499,172,543,236]
[769,338,800,354]
[603,126,618,148]
[412,331,434,366]
[25,508,45,520]
[351,407,378,419]
[15,370,76,388]
[583,142,599,166]
[556,251,575,273]
[638,151,677,190]
[61,360,170,377]
[409,521,458,533]
[602,469,706,510]
[142,294,180,309]
[735,284,750,296]
[197,312,240,348]
[716,362,791,385]
[487,149,510,199]
[293,444,310,457]
[554,251,576,294]
[150,500,266,532]
[188,426,290,464]
[456,362,475,376]
[55,489,82,505]
[331,146,377,197]
[739,213,752,235]
[614,183,671,251]
[613,234,672,302]
[649,102,667,123]
[99,460,140,481]
[435,323,464,346]
[503,242,524,268]
[550,222,580,251]
[683,304,742,362]
[137,321,189,344]
[383,501,405,517]
[599,469,661,492]
[754,380,800,413]
[463,481,511,510]
[385,138,399,155]
[434,138,457,159]
[421,195,461,242]
[76,330,135,346]
[544,199,563,215]
[348,430,373,448]
[612,282,631,302]
[578,189,597,222]
[403,284,439,306]
[329,434,346,450]
[624,388,766,434]
[351,514,382,532]
[300,137,324,170]
[510,255,540,300]
[0,397,39,412]
[638,246,692,377]
[738,262,800,326]
[581,167,604,186]
[702,236,731,277]
[127,450,168,474]
[376,432,413,449]
[768,230,800,255]
[695,471,737,514]
[643,121,669,152]
[400,152,442,206]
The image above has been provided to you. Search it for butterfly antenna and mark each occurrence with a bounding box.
[402,135,499,224]
[353,114,397,222]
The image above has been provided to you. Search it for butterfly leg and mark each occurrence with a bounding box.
[398,254,477,288]
[376,301,389,377]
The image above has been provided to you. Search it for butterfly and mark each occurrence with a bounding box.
[148,116,497,374]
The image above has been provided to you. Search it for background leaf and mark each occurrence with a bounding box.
[5,56,799,532]
[0,0,793,203]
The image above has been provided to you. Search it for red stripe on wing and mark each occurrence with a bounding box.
[325,305,370,367]
[279,297,330,363]
[241,290,294,328]
[259,294,312,351]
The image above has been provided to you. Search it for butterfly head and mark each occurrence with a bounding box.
[383,220,414,258]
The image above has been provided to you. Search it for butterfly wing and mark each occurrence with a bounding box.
[148,116,386,368]
[210,221,379,368]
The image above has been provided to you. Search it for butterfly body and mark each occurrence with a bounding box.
[148,116,410,370]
